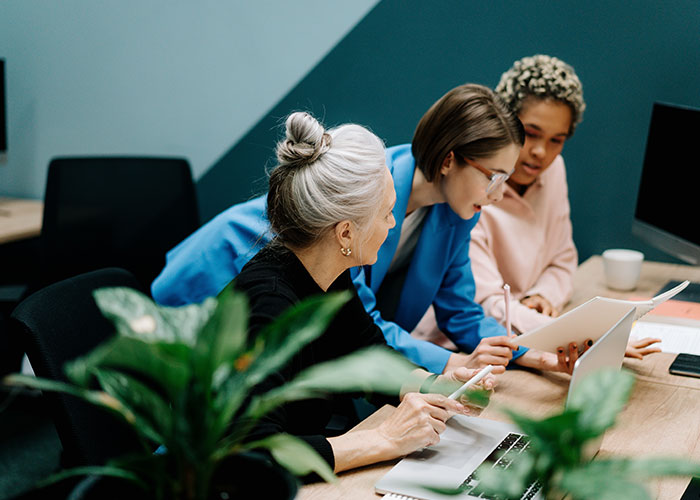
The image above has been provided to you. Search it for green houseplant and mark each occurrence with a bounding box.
[433,368,700,500]
[4,284,420,500]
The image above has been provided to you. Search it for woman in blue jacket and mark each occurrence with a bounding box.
[153,84,577,375]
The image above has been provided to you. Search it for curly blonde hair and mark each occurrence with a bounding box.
[495,54,585,136]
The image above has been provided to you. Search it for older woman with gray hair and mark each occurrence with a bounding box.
[238,111,495,474]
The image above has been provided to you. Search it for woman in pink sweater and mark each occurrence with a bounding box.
[415,55,660,359]
[471,54,583,334]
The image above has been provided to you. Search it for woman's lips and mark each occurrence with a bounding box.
[521,162,542,176]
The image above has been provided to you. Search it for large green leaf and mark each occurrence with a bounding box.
[66,336,191,401]
[559,467,651,500]
[3,374,136,424]
[93,369,172,446]
[168,378,229,466]
[93,287,217,346]
[211,292,351,438]
[238,433,336,484]
[470,452,535,498]
[246,346,415,420]
[566,369,636,435]
[242,291,351,388]
[193,286,249,385]
[35,465,147,491]
[568,457,700,481]
[504,409,587,468]
[460,388,491,409]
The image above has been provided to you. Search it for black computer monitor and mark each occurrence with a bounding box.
[0,59,6,152]
[632,102,700,265]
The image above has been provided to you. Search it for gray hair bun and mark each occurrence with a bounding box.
[276,111,332,169]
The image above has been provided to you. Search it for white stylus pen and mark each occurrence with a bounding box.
[504,283,512,337]
[448,364,495,400]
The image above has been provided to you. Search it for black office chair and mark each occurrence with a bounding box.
[9,267,143,467]
[38,156,199,293]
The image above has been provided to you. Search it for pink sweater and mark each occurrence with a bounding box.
[469,155,577,333]
[412,155,577,345]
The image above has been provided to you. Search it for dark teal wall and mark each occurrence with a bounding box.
[197,0,700,263]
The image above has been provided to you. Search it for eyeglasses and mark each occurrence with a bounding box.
[459,155,512,194]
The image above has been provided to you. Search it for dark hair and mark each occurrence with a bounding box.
[412,84,524,182]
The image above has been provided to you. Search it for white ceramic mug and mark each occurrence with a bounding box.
[602,249,644,291]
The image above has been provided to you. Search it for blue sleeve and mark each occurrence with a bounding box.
[151,196,271,305]
[432,235,527,361]
[351,267,453,374]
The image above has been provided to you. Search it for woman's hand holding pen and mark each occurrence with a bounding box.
[329,391,467,472]
[444,366,497,392]
[442,336,519,374]
[331,368,482,471]
[375,366,497,458]
[452,283,521,374]
[374,392,467,457]
[442,365,496,416]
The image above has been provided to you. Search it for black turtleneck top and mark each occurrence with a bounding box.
[235,244,392,470]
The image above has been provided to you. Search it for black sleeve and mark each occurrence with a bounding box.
[244,370,335,471]
[239,286,337,470]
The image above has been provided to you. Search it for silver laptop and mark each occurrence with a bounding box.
[375,307,636,500]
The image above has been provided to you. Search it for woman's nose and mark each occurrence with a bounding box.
[531,142,546,160]
[488,183,506,203]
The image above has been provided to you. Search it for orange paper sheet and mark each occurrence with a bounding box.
[630,296,700,320]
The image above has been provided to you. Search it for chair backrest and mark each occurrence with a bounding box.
[40,157,199,292]
[10,267,143,466]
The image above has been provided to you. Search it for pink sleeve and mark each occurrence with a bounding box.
[470,215,506,314]
[470,214,553,333]
[525,158,578,310]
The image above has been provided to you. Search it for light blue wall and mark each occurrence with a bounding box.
[0,0,380,199]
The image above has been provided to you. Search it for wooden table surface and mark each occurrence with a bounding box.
[0,197,43,244]
[299,257,700,500]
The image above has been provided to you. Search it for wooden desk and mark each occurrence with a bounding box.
[568,255,700,310]
[0,197,43,244]
[299,257,700,500]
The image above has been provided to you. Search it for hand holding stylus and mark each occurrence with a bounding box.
[448,364,495,400]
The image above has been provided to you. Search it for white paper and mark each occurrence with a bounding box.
[515,280,691,353]
[630,321,700,355]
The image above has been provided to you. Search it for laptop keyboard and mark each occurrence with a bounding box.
[459,432,542,499]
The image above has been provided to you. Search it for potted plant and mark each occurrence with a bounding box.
[433,368,700,500]
[4,284,421,500]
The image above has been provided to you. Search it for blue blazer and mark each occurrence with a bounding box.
[151,196,270,306]
[151,144,518,373]
[351,145,514,372]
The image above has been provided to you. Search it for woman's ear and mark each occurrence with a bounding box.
[334,220,354,251]
[440,151,455,176]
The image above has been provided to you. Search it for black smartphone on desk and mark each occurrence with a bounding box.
[669,353,700,378]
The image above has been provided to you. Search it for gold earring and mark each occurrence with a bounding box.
[340,247,352,257]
